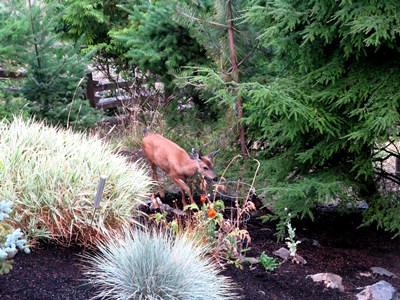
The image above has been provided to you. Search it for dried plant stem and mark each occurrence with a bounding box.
[213,154,242,201]
[244,159,260,206]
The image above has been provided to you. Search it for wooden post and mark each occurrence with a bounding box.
[396,157,400,177]
[86,73,96,108]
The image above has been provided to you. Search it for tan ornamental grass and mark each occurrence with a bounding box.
[0,117,152,248]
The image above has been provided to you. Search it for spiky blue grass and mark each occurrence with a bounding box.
[82,228,241,300]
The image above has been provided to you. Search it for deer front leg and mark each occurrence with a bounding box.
[172,177,194,206]
[150,164,165,198]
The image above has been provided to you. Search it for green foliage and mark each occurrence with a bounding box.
[258,252,279,271]
[82,228,240,299]
[113,0,209,91]
[0,0,103,129]
[50,0,131,70]
[285,215,301,257]
[361,193,400,238]
[175,0,256,76]
[0,117,152,248]
[242,0,400,235]
[0,82,30,121]
[52,0,108,45]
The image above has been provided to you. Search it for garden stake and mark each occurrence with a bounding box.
[90,174,108,227]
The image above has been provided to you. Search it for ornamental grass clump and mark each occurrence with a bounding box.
[83,228,241,300]
[0,117,152,248]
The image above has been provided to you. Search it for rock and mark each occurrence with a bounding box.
[293,254,307,265]
[307,273,345,292]
[237,256,259,265]
[273,247,307,264]
[371,267,399,279]
[356,280,398,300]
[273,247,291,259]
[300,237,321,248]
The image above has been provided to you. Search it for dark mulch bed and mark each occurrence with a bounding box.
[1,209,399,300]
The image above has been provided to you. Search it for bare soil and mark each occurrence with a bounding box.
[1,208,399,300]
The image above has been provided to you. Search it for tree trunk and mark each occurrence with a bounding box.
[226,0,248,157]
[28,0,42,70]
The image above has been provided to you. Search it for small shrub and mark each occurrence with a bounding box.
[82,228,241,300]
[0,201,30,275]
[0,117,152,248]
[0,81,30,121]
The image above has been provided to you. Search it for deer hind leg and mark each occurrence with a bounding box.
[150,163,165,198]
[172,177,194,206]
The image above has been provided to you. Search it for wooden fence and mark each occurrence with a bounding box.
[85,73,132,109]
[0,69,130,110]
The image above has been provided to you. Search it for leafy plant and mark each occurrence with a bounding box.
[82,227,240,300]
[258,252,279,272]
[285,212,301,259]
[0,201,30,275]
[0,117,152,248]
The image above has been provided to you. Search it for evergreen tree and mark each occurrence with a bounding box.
[112,0,209,94]
[48,0,132,75]
[0,0,102,129]
[175,0,260,156]
[242,0,400,237]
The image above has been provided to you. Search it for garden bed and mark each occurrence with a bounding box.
[1,210,399,299]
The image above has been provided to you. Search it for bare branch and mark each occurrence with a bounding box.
[374,169,400,185]
[227,40,259,74]
[176,8,229,29]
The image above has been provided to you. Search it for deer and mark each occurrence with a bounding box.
[141,130,220,206]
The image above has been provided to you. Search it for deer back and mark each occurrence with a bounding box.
[142,133,198,177]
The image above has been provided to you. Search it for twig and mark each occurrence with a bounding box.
[244,159,260,206]
[213,155,242,201]
[176,8,229,29]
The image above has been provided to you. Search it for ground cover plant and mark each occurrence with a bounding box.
[0,117,152,248]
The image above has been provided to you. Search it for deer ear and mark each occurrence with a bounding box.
[192,148,201,160]
[208,149,220,160]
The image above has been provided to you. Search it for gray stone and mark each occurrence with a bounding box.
[371,267,399,279]
[356,280,398,300]
[273,247,290,259]
[307,273,344,292]
[238,256,259,265]
[293,254,307,265]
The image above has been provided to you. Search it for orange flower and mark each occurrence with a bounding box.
[200,195,207,203]
[207,208,217,218]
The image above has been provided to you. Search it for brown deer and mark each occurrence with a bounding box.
[141,131,219,206]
